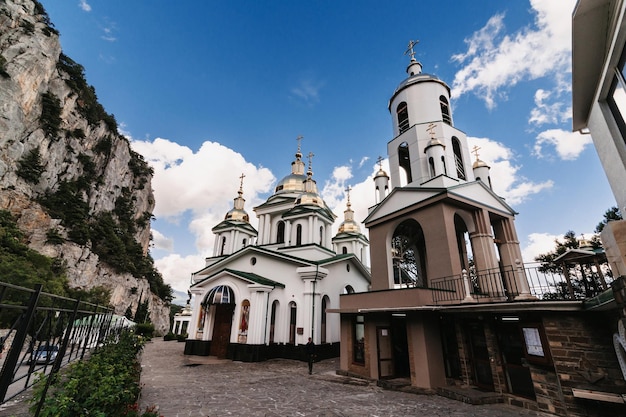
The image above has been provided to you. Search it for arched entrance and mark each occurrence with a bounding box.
[391,219,427,287]
[202,285,235,358]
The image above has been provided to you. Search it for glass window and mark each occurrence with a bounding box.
[397,102,410,134]
[296,224,302,246]
[440,95,451,125]
[608,72,626,144]
[452,137,466,180]
[353,315,365,364]
[289,302,297,344]
[277,221,285,244]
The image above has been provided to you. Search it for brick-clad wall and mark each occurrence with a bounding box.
[455,320,472,386]
[542,312,626,417]
[484,322,507,395]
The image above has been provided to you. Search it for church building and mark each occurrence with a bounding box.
[185,144,371,361]
[334,42,626,416]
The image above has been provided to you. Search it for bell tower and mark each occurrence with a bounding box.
[387,40,473,188]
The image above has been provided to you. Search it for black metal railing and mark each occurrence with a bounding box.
[429,262,614,305]
[0,281,131,413]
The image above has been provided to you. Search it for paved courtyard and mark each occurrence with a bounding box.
[139,340,552,417]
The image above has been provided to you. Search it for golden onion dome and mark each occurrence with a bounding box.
[225,207,249,222]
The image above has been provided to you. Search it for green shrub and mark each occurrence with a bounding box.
[134,322,155,339]
[176,333,188,342]
[16,147,44,183]
[163,332,176,341]
[40,91,62,138]
[45,228,64,245]
[31,331,161,417]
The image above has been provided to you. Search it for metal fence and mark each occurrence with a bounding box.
[429,262,614,304]
[0,281,132,413]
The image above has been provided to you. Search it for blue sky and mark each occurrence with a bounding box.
[41,0,616,304]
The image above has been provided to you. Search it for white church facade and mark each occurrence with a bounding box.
[185,147,371,361]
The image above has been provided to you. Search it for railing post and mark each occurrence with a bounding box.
[461,269,476,303]
[514,259,537,300]
[32,299,81,417]
[0,284,42,402]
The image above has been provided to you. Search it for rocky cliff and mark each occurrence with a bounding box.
[0,0,170,333]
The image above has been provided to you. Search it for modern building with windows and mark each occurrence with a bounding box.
[572,0,626,280]
[184,148,371,361]
[333,42,626,416]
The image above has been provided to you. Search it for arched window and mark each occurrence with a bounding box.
[454,214,472,272]
[452,137,466,180]
[440,95,451,125]
[397,102,409,133]
[277,221,285,244]
[242,238,247,247]
[269,300,278,344]
[342,246,348,254]
[321,296,330,344]
[441,155,447,175]
[296,224,302,246]
[319,226,324,245]
[288,302,297,344]
[392,219,427,287]
[220,236,226,256]
[398,142,412,184]
[344,285,355,294]
[428,157,435,178]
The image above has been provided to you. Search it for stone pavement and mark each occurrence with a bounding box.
[139,340,552,417]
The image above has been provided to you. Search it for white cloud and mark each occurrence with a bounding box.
[131,138,276,291]
[468,136,553,205]
[532,129,593,160]
[154,253,205,294]
[451,0,576,108]
[521,232,561,263]
[290,77,324,104]
[79,0,91,12]
[131,138,275,219]
[151,229,173,252]
[321,165,353,209]
[529,89,565,126]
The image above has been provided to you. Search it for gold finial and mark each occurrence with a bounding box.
[405,39,419,61]
[471,145,481,161]
[296,135,303,154]
[426,123,436,139]
[239,173,245,191]
[345,185,352,207]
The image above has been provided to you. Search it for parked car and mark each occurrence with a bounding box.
[29,344,59,364]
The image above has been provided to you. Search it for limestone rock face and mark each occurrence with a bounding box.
[0,0,169,334]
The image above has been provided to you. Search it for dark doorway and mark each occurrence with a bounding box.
[440,316,461,379]
[210,304,234,358]
[391,316,410,377]
[467,322,494,390]
[497,323,535,399]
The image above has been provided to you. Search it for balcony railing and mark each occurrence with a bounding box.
[428,262,614,305]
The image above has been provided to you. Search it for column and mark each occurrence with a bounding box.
[247,287,271,344]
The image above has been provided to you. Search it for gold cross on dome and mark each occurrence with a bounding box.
[426,123,436,138]
[307,151,315,171]
[296,135,303,153]
[238,173,245,193]
[404,39,419,60]
[376,156,384,169]
[471,145,481,160]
